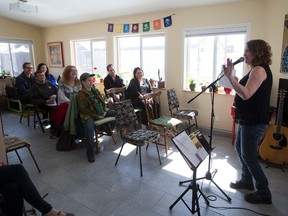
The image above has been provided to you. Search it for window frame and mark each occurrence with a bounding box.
[73,38,107,78]
[0,38,34,77]
[115,32,166,85]
[183,23,250,91]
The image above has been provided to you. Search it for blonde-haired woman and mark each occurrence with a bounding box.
[51,65,81,132]
[58,65,81,104]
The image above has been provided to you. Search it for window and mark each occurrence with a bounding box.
[184,24,248,91]
[116,34,165,85]
[0,39,34,77]
[74,39,107,78]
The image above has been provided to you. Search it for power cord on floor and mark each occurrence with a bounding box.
[198,180,271,216]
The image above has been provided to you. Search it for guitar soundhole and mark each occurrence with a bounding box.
[273,133,287,147]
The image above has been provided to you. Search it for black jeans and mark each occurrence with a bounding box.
[0,164,52,216]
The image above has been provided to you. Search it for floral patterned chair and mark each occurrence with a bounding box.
[167,88,198,128]
[114,100,161,176]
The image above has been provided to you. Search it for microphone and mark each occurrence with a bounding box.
[233,57,245,66]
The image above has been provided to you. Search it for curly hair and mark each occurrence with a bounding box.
[62,65,80,86]
[246,39,273,66]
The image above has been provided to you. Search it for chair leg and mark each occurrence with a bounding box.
[115,142,125,165]
[34,107,45,133]
[155,142,162,165]
[194,116,198,128]
[108,123,116,145]
[138,146,143,176]
[15,150,23,164]
[95,128,99,154]
[163,127,168,157]
[26,146,41,173]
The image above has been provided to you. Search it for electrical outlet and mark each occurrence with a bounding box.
[215,115,220,122]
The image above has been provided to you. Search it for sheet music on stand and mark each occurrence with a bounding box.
[172,128,212,171]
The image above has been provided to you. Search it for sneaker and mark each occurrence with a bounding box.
[87,154,95,163]
[230,180,254,190]
[244,191,272,204]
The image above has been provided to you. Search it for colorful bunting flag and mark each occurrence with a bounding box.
[114,24,122,33]
[132,24,139,33]
[164,16,172,28]
[108,23,113,32]
[153,19,161,30]
[123,24,130,33]
[143,22,150,32]
[107,14,174,33]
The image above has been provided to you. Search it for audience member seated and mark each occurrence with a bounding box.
[37,63,58,87]
[104,64,125,90]
[30,70,58,132]
[77,73,115,163]
[5,77,18,99]
[0,161,75,216]
[50,65,81,133]
[15,62,35,105]
[126,67,153,125]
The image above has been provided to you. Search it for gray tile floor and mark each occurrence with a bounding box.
[2,111,288,216]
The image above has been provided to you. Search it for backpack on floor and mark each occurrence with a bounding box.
[56,130,76,151]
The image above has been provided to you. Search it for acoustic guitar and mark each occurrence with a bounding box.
[259,89,288,165]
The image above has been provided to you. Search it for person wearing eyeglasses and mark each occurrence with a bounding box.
[15,62,35,104]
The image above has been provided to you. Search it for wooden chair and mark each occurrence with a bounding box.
[19,103,48,133]
[167,88,198,128]
[144,91,182,157]
[114,100,161,176]
[105,86,142,124]
[105,86,126,105]
[4,136,41,173]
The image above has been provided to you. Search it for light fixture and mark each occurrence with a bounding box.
[10,0,38,13]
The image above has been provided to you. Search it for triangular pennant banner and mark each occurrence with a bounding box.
[164,16,172,27]
[143,22,150,32]
[153,19,161,30]
[132,24,139,33]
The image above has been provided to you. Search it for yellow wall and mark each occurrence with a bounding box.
[0,0,287,132]
[0,17,44,66]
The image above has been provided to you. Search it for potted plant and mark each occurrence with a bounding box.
[157,69,165,88]
[200,81,208,91]
[188,79,196,91]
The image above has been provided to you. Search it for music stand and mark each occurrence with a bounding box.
[169,126,212,215]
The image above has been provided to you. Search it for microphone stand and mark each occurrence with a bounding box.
[186,73,232,202]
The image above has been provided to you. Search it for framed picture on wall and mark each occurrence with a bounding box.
[281,14,288,72]
[47,42,64,68]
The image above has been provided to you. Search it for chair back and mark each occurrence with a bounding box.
[143,91,162,122]
[114,100,138,130]
[105,87,126,102]
[167,88,180,113]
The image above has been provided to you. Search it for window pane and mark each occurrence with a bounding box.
[10,43,31,77]
[0,42,32,77]
[184,31,246,91]
[142,36,165,81]
[75,41,91,74]
[118,36,140,75]
[117,34,165,84]
[92,40,106,78]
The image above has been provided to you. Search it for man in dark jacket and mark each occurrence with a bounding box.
[15,62,35,104]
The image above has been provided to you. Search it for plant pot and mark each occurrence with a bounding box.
[189,83,196,91]
[158,81,165,88]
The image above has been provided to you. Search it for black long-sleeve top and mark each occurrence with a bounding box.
[126,78,152,104]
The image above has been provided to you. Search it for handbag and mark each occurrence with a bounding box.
[56,130,76,151]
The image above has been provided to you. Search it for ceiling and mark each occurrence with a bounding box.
[0,0,243,28]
